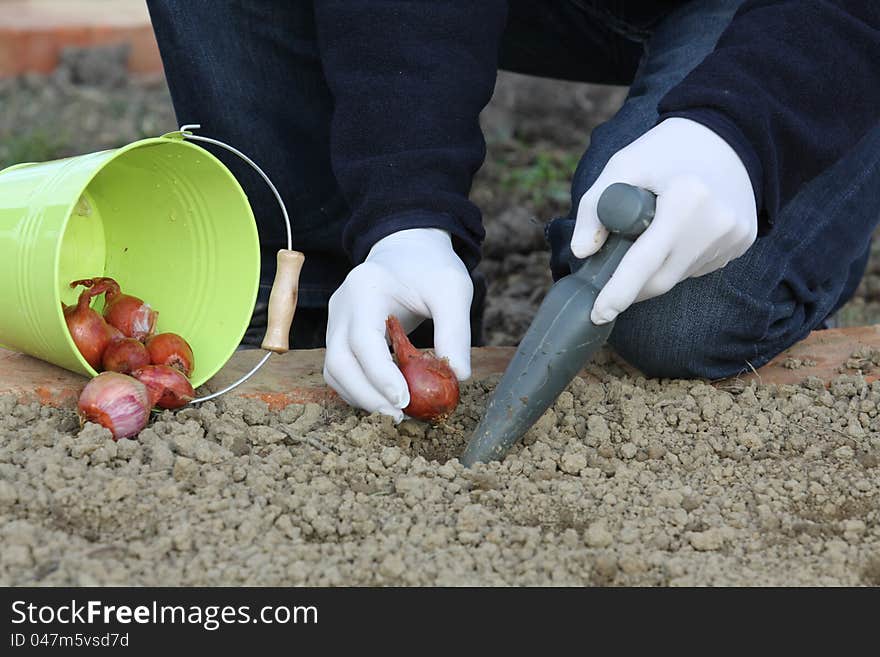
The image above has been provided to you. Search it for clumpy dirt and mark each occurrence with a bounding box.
[1,367,878,586]
[2,48,880,587]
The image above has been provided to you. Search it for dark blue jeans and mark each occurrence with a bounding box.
[147,1,879,377]
[539,0,878,379]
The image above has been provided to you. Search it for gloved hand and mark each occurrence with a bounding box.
[572,117,758,325]
[324,228,473,422]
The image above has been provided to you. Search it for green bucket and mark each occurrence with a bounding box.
[0,131,261,388]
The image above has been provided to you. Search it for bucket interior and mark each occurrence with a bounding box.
[57,140,261,387]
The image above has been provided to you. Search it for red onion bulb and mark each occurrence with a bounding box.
[145,332,194,377]
[133,365,195,409]
[77,372,151,440]
[102,338,151,374]
[63,285,115,370]
[386,315,459,422]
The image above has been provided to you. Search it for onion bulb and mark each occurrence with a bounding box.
[133,365,194,409]
[145,332,194,377]
[386,315,459,422]
[77,372,151,440]
[63,285,115,370]
[102,338,151,374]
[70,277,157,340]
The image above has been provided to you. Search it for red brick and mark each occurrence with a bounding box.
[0,1,162,78]
[1,327,878,411]
[731,324,880,386]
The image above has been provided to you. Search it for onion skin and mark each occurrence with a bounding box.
[63,285,115,370]
[106,294,157,340]
[386,315,459,422]
[145,333,194,377]
[77,372,151,440]
[133,365,195,409]
[70,277,158,340]
[102,338,151,374]
[107,325,125,343]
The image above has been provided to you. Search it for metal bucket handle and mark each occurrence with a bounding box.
[171,124,304,404]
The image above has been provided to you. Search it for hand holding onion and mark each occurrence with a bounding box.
[323,229,471,423]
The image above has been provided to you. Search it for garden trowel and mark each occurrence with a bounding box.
[461,183,656,466]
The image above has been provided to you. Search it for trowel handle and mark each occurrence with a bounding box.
[597,183,656,237]
[569,183,657,289]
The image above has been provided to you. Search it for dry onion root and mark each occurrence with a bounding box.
[386,315,459,422]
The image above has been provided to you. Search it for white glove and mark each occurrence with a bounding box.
[324,228,473,422]
[572,117,758,325]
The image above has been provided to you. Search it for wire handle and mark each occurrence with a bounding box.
[178,124,293,250]
[172,124,304,403]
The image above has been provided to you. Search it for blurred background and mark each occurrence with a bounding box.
[3,0,878,345]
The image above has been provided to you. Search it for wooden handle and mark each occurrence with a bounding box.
[261,249,305,353]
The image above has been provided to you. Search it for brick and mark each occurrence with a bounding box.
[0,0,162,78]
[731,324,880,386]
[1,327,878,411]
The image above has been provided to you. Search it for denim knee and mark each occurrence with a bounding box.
[607,272,766,380]
[545,217,777,380]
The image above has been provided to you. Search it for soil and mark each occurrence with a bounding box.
[1,365,879,586]
[1,49,879,587]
